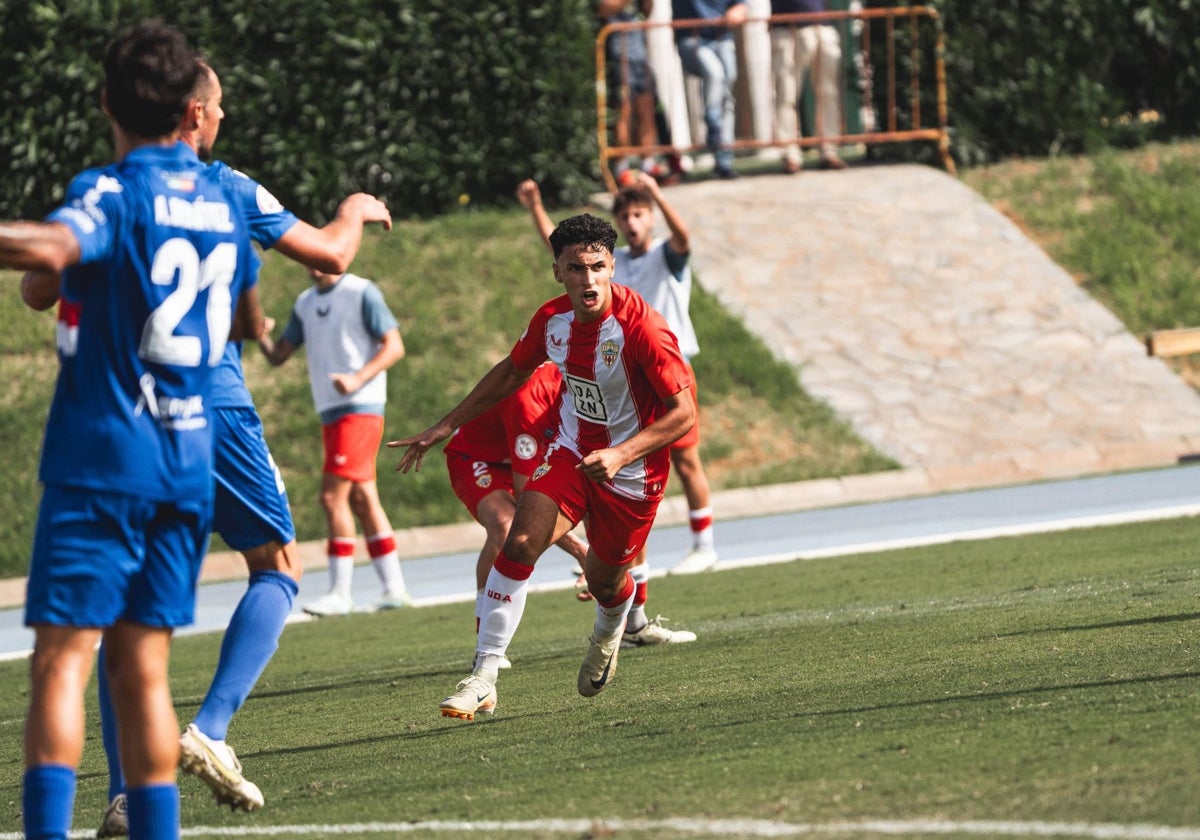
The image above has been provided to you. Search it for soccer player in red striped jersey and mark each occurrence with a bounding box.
[390,213,695,719]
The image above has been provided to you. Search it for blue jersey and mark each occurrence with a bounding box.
[42,142,260,501]
[207,162,299,408]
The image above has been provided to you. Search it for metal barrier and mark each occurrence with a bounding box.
[595,5,953,193]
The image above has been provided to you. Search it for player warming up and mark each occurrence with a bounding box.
[261,267,410,616]
[390,214,695,720]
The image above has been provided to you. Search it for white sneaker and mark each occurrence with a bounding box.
[303,591,354,617]
[371,591,413,611]
[577,626,623,697]
[96,793,128,838]
[178,723,264,811]
[622,615,698,648]
[440,673,498,721]
[670,547,718,575]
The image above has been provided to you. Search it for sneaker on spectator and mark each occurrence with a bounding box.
[669,547,718,575]
[622,615,697,648]
[178,724,264,811]
[96,793,128,838]
[302,591,354,617]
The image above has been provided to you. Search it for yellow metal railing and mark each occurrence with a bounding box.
[595,5,953,193]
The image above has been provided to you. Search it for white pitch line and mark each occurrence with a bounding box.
[7,817,1200,839]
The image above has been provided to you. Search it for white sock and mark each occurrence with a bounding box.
[627,563,649,631]
[328,554,355,600]
[368,532,407,597]
[477,566,529,660]
[371,552,407,597]
[690,506,715,551]
[593,573,635,637]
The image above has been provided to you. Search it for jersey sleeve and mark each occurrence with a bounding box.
[509,304,554,372]
[44,169,124,265]
[630,305,693,400]
[280,307,305,347]
[213,162,300,249]
[361,281,399,339]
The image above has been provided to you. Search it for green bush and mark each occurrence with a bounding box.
[0,0,599,221]
[867,0,1200,166]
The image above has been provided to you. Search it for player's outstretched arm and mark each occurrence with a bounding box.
[0,222,79,273]
[388,356,531,474]
[273,193,392,275]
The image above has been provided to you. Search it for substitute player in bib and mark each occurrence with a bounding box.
[260,267,409,617]
[1,21,260,840]
[391,213,695,720]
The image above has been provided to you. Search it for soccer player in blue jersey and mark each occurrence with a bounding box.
[23,60,394,833]
[0,21,262,840]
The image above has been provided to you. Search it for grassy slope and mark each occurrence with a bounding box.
[0,203,891,577]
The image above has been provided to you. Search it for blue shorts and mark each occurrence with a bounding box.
[213,407,296,550]
[25,484,211,629]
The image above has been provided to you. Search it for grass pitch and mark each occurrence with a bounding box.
[1,515,1199,839]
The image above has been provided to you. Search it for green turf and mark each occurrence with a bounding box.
[1,515,1198,839]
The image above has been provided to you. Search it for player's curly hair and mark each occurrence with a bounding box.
[104,19,200,140]
[549,213,618,258]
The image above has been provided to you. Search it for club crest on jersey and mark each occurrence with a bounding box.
[532,462,552,481]
[475,474,493,489]
[600,339,620,368]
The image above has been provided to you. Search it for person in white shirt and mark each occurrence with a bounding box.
[259,268,410,615]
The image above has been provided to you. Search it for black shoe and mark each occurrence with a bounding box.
[714,166,739,180]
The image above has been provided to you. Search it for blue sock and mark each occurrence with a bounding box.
[126,783,179,840]
[23,764,75,840]
[96,644,126,800]
[193,570,297,740]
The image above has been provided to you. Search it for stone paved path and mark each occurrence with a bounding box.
[662,163,1200,488]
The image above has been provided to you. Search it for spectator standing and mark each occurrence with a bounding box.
[2,21,261,840]
[390,214,696,721]
[672,0,748,179]
[259,268,410,617]
[770,0,847,172]
[602,0,674,184]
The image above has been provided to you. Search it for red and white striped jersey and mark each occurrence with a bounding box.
[510,284,692,501]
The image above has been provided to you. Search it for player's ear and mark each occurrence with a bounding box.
[552,261,563,285]
[181,96,202,133]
